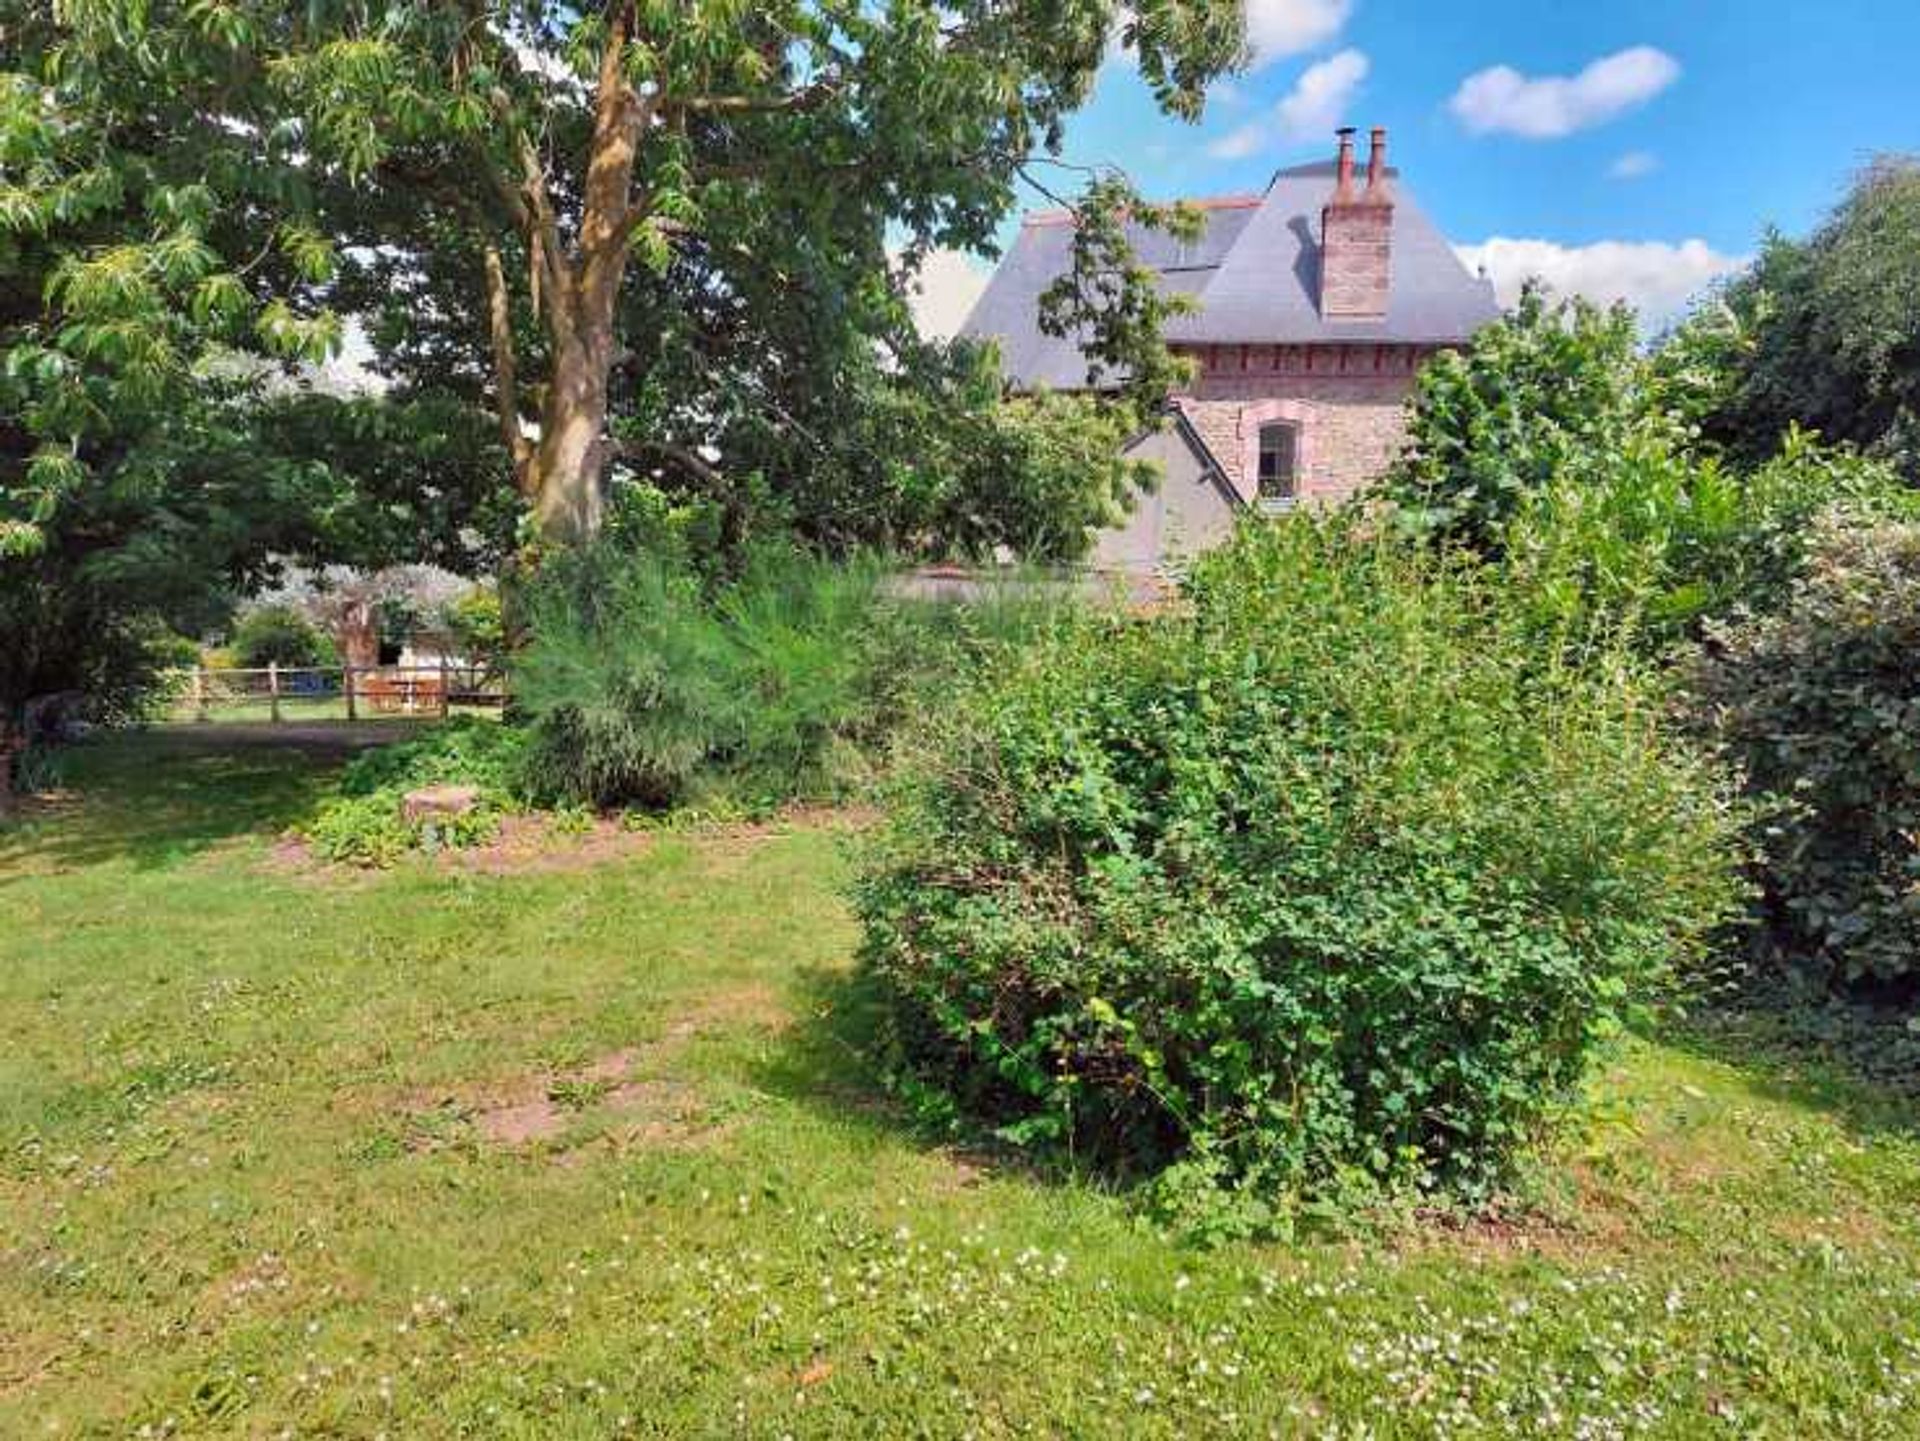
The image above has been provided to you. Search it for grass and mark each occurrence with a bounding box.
[3,732,1919,1438]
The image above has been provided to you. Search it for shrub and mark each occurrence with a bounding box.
[441,587,506,674]
[713,549,894,792]
[1380,283,1913,658]
[1501,427,1913,655]
[1376,287,1659,558]
[302,717,527,866]
[511,544,755,808]
[335,715,529,799]
[1682,514,1920,996]
[509,541,1062,810]
[230,604,336,669]
[857,515,1741,1214]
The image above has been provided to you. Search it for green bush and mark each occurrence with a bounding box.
[1502,427,1913,654]
[857,515,1741,1216]
[302,717,527,866]
[441,587,506,673]
[1376,287,1659,558]
[1682,514,1920,995]
[512,544,758,808]
[510,541,1063,811]
[1379,284,1913,658]
[230,604,336,669]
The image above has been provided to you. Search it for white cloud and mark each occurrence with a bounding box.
[1455,236,1746,326]
[1209,78,1250,108]
[1207,119,1269,161]
[1244,0,1354,69]
[1608,149,1658,180]
[1207,48,1369,160]
[905,249,992,340]
[1275,48,1369,139]
[1449,46,1680,139]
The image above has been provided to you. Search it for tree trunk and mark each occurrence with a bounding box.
[528,332,611,545]
[493,11,645,549]
[336,600,380,671]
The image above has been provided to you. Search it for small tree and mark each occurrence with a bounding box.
[1704,156,1920,481]
[230,605,335,670]
[1374,287,1659,557]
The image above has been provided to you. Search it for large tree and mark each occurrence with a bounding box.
[1694,155,1920,482]
[0,4,511,766]
[16,1,1240,551]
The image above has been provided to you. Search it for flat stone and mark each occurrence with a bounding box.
[402,784,480,822]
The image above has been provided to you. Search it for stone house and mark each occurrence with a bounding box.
[959,127,1499,572]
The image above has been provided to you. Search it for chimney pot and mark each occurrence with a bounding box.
[1364,126,1392,202]
[1320,124,1394,319]
[1333,127,1357,202]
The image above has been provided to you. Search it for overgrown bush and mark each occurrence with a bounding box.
[230,604,336,669]
[1683,514,1920,996]
[511,540,1074,810]
[1502,428,1913,654]
[512,545,769,808]
[1379,286,1913,657]
[1377,287,1659,558]
[857,515,1741,1218]
[302,717,527,866]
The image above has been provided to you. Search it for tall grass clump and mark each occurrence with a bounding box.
[513,545,751,808]
[511,541,1072,810]
[857,513,1742,1223]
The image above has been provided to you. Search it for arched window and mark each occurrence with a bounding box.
[1256,421,1298,502]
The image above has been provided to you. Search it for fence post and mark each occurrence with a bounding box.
[268,661,281,723]
[193,665,209,723]
[344,664,357,722]
[439,656,451,719]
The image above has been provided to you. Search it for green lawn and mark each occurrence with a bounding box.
[3,732,1918,1437]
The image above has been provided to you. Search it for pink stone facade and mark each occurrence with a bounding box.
[1173,342,1435,503]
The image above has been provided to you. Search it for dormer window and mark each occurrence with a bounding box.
[1256,421,1298,503]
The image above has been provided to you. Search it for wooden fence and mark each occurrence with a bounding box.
[168,664,507,723]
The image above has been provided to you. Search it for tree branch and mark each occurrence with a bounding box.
[667,80,839,116]
[482,241,535,495]
[616,436,723,484]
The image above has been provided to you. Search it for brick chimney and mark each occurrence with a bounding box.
[1319,126,1394,320]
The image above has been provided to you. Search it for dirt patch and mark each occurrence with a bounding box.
[472,1095,571,1145]
[405,983,785,1157]
[448,814,656,876]
[270,804,873,881]
[1408,1207,1594,1261]
[465,1072,710,1150]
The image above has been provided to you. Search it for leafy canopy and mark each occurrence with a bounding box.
[1696,156,1920,481]
[9,0,1243,558]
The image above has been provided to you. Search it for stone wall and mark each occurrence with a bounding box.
[1174,343,1432,503]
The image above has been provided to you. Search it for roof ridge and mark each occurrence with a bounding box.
[1020,192,1265,228]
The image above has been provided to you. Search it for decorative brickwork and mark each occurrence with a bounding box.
[1174,342,1430,504]
[1318,127,1395,321]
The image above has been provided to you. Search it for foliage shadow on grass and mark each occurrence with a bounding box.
[1654,1001,1920,1147]
[747,959,1053,1190]
[0,726,400,876]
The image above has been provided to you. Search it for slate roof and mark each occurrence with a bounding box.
[960,160,1501,391]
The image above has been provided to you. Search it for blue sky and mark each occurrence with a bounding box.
[913,1,1920,334]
